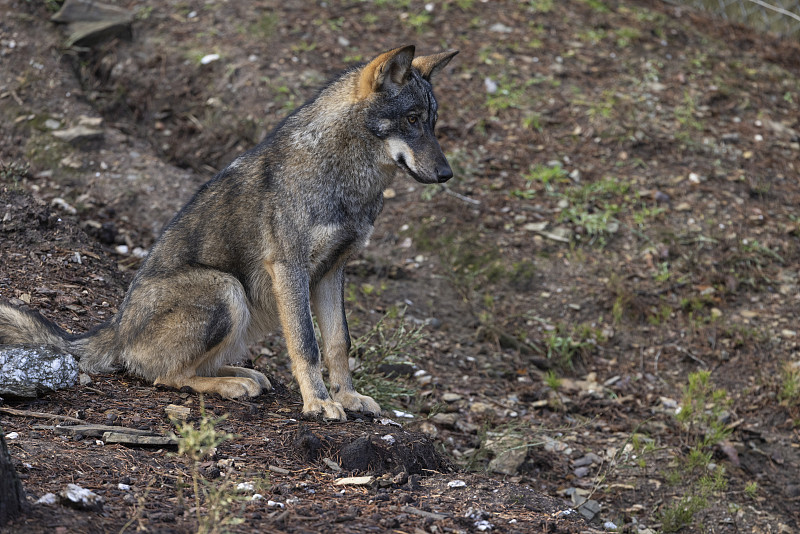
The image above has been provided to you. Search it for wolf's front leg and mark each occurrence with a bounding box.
[312,267,381,416]
[269,262,347,420]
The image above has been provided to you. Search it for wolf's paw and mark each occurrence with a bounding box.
[155,375,262,399]
[302,398,347,421]
[333,390,381,417]
[216,377,262,398]
[219,366,272,390]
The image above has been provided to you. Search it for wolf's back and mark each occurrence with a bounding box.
[0,303,119,373]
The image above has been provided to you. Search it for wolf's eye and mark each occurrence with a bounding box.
[407,115,418,125]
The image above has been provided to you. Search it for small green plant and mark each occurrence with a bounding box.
[676,371,732,446]
[350,306,424,411]
[404,12,431,33]
[0,160,30,189]
[630,433,657,474]
[250,12,277,38]
[522,111,543,132]
[660,371,732,531]
[528,163,569,192]
[614,26,641,48]
[170,400,245,534]
[527,0,553,13]
[291,40,317,53]
[653,261,670,283]
[543,369,561,391]
[543,323,604,369]
[485,76,548,114]
[552,177,631,244]
[779,363,800,407]
[740,239,784,265]
[42,0,63,12]
[631,203,665,227]
[579,0,610,12]
[646,303,672,326]
[674,91,703,143]
[136,5,153,20]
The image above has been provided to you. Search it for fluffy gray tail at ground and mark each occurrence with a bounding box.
[0,303,118,373]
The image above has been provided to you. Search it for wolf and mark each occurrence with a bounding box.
[0,45,457,420]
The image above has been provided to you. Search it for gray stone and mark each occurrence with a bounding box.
[486,434,528,476]
[430,412,458,427]
[51,0,134,48]
[578,499,601,520]
[0,345,79,398]
[574,466,590,478]
[573,452,601,467]
[52,125,104,143]
[101,432,177,447]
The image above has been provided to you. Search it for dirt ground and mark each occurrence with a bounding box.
[1,0,800,532]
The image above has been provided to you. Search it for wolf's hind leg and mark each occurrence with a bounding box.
[120,270,264,399]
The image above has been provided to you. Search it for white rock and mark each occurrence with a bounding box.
[51,197,77,215]
[36,493,57,505]
[59,483,103,511]
[334,476,374,486]
[489,23,512,33]
[236,482,255,492]
[523,222,548,232]
[447,479,467,488]
[200,54,220,65]
[0,345,79,398]
[442,392,462,403]
[475,519,494,531]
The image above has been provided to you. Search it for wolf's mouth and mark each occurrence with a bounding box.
[396,154,433,184]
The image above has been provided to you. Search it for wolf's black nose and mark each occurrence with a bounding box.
[437,163,453,183]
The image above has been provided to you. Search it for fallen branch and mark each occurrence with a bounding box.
[0,406,85,424]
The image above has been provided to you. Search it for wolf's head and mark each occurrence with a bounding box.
[358,45,458,185]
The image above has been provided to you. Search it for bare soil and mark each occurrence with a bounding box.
[2,0,800,532]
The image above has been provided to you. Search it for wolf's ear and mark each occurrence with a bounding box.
[412,50,459,82]
[357,45,415,99]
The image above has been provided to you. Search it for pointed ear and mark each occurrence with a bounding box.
[412,50,459,81]
[356,45,415,99]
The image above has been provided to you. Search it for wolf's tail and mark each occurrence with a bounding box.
[0,302,120,373]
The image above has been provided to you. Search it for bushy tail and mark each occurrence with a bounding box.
[0,302,119,373]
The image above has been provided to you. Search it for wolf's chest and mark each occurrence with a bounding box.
[308,223,372,269]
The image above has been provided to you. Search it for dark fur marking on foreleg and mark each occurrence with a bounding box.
[299,312,320,367]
